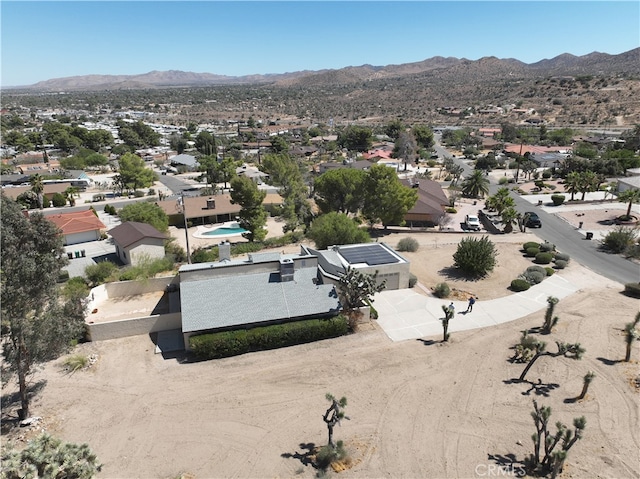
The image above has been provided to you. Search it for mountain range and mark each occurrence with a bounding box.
[19,48,640,91]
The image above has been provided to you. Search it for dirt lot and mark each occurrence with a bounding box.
[3,231,639,479]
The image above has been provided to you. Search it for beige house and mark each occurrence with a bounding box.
[109,221,167,266]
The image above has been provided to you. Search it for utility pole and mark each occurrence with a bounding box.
[177,193,191,264]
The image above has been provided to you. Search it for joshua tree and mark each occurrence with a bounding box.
[576,371,595,401]
[542,296,560,334]
[440,304,454,342]
[624,312,640,362]
[518,340,585,382]
[323,393,348,449]
[526,400,586,478]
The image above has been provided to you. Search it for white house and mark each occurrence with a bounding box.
[109,221,167,266]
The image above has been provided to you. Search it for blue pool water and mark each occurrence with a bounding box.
[201,226,247,236]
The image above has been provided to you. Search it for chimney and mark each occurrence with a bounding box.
[206,198,216,209]
[219,241,231,262]
[279,258,295,282]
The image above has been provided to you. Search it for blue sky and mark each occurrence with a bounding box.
[1,1,638,87]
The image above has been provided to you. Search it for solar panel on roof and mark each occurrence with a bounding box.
[338,244,399,266]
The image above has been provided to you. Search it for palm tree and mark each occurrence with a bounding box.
[564,171,580,201]
[618,189,640,220]
[501,206,520,233]
[449,164,464,186]
[461,170,490,198]
[578,170,598,201]
[64,186,79,207]
[29,173,44,209]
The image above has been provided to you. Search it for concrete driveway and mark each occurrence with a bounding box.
[374,272,581,342]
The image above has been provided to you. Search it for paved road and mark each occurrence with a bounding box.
[435,135,639,286]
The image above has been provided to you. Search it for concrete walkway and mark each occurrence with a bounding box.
[374,272,584,342]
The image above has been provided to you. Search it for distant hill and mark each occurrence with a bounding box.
[15,48,640,92]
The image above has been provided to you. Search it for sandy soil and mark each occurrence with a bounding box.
[3,232,639,479]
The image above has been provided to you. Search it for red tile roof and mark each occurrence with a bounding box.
[47,209,106,235]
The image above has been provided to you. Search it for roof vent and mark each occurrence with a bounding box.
[206,198,216,209]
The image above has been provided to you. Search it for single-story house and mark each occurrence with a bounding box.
[179,248,341,348]
[317,159,373,174]
[301,242,411,290]
[156,192,283,226]
[46,209,106,245]
[1,183,68,201]
[109,221,168,266]
[400,178,448,226]
[170,154,198,170]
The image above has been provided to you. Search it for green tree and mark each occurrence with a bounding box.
[195,131,217,156]
[338,125,373,152]
[29,173,44,209]
[197,155,220,193]
[269,135,289,154]
[230,175,267,242]
[578,170,598,200]
[485,187,515,215]
[313,168,367,215]
[564,171,581,201]
[460,170,490,198]
[1,196,86,419]
[412,124,435,149]
[117,153,156,192]
[384,119,405,140]
[500,206,520,233]
[1,433,102,478]
[118,202,169,232]
[307,212,370,250]
[362,164,418,229]
[617,188,640,220]
[394,131,417,171]
[452,236,497,278]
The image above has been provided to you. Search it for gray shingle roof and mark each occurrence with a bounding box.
[180,266,340,333]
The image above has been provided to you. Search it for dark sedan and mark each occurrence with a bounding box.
[525,212,542,228]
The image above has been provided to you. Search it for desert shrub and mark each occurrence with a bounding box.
[445,207,457,213]
[498,176,509,185]
[623,283,640,298]
[61,277,89,299]
[147,188,155,196]
[85,261,118,286]
[542,170,552,179]
[315,441,348,471]
[408,273,418,288]
[52,192,67,207]
[189,316,349,360]
[545,267,555,276]
[526,265,547,276]
[57,270,70,283]
[510,279,531,291]
[535,252,553,264]
[521,270,545,285]
[434,282,450,298]
[62,354,89,372]
[397,237,419,252]
[554,259,568,269]
[133,190,145,197]
[263,231,305,248]
[539,242,556,252]
[453,236,497,278]
[554,252,570,262]
[165,241,187,263]
[513,331,539,362]
[118,266,143,281]
[191,246,219,263]
[231,242,264,256]
[525,247,540,257]
[523,241,540,251]
[551,194,566,206]
[601,226,639,254]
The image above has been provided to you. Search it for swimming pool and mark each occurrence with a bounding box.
[201,226,247,237]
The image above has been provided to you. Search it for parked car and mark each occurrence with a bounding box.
[524,212,542,228]
[465,214,481,231]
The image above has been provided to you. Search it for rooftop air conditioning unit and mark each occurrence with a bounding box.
[279,258,295,282]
